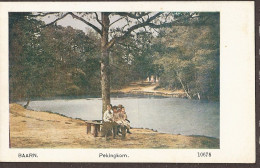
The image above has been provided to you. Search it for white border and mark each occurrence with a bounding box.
[0,1,255,163]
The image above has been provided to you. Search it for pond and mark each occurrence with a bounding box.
[18,94,220,138]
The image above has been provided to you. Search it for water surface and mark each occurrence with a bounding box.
[18,95,220,138]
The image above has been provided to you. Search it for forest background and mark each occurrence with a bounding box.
[9,12,219,103]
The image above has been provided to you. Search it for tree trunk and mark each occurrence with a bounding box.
[101,13,110,118]
[197,92,201,100]
[24,99,30,109]
[176,71,192,99]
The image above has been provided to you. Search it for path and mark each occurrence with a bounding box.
[112,81,186,98]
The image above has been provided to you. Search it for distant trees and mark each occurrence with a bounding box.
[9,13,101,104]
[153,13,219,100]
[9,13,55,104]
[34,12,201,114]
[110,31,157,87]
[39,26,101,96]
[9,12,220,108]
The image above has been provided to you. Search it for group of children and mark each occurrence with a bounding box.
[102,104,131,140]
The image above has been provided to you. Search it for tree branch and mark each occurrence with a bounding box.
[109,16,126,27]
[114,12,151,19]
[43,12,70,27]
[68,12,102,35]
[35,12,102,35]
[33,12,60,17]
[147,14,196,28]
[94,12,103,27]
[176,71,192,99]
[152,27,160,34]
[106,12,163,49]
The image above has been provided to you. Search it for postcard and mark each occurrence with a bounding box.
[0,1,255,163]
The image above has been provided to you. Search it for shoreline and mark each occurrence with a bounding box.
[10,103,219,148]
[111,81,187,98]
[111,90,186,98]
[16,102,219,139]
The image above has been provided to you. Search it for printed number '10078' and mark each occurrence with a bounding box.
[198,152,211,157]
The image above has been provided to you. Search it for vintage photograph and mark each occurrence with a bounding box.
[0,1,255,163]
[9,11,220,149]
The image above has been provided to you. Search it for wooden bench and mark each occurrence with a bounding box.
[85,120,103,137]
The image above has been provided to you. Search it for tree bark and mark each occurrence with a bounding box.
[197,93,201,100]
[176,71,192,99]
[101,13,110,118]
[24,99,30,109]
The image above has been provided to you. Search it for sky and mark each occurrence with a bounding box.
[38,12,163,37]
[40,14,94,33]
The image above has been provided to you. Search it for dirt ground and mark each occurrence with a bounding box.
[9,103,219,148]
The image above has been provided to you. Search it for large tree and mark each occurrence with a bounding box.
[34,12,210,115]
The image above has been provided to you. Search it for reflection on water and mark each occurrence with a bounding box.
[18,94,220,138]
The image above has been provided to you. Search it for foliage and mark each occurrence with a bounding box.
[9,13,53,100]
[153,13,220,100]
[9,12,220,101]
[110,31,155,89]
[9,13,101,101]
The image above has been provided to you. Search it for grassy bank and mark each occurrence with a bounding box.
[9,104,219,148]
